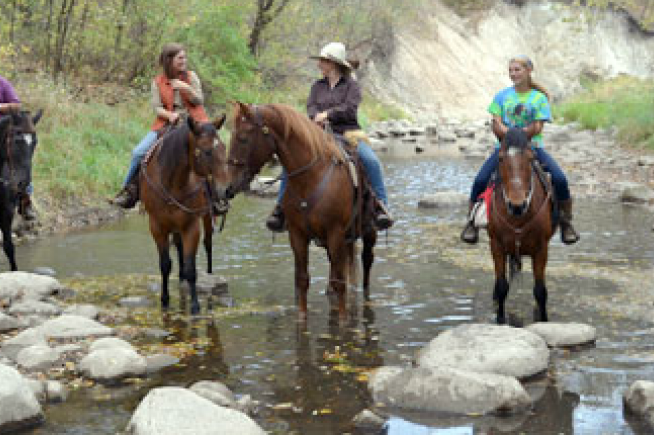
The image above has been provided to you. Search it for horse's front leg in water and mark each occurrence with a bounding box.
[154,231,172,310]
[0,212,17,271]
[532,247,549,322]
[203,215,213,274]
[328,235,350,322]
[362,229,377,300]
[289,230,310,321]
[182,223,201,315]
[173,233,184,282]
[490,238,509,324]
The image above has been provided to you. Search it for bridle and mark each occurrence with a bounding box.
[501,170,534,217]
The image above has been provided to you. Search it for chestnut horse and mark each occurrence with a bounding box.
[140,115,229,315]
[488,128,555,324]
[226,103,377,320]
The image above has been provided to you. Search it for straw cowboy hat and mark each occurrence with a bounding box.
[310,42,352,69]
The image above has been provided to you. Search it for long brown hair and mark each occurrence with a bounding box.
[159,43,186,79]
[511,56,550,101]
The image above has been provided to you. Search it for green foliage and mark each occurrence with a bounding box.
[556,76,654,149]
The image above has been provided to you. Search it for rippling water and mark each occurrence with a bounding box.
[13,153,654,434]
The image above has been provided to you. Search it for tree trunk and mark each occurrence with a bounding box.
[248,0,291,56]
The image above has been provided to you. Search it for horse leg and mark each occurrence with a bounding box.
[532,246,549,322]
[288,229,310,320]
[153,230,172,310]
[0,210,17,271]
[203,215,213,274]
[327,234,350,322]
[362,229,377,301]
[173,233,184,283]
[346,242,357,289]
[181,221,202,315]
[490,239,509,324]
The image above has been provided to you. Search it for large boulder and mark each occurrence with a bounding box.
[369,366,531,415]
[125,387,266,435]
[0,364,44,432]
[525,322,596,347]
[79,348,147,382]
[623,380,654,428]
[38,315,113,340]
[417,324,549,380]
[8,300,61,317]
[0,272,61,303]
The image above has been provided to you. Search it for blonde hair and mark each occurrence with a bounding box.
[510,56,550,102]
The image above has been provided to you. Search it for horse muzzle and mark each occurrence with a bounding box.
[507,200,529,217]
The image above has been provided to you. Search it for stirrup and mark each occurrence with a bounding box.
[461,221,479,244]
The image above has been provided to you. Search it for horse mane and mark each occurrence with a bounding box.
[504,127,530,150]
[156,123,190,181]
[267,104,344,162]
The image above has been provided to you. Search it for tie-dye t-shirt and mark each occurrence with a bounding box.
[488,87,551,147]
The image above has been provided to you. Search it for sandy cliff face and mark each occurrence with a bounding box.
[364,1,654,120]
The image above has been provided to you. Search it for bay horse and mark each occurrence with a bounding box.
[0,110,42,271]
[140,115,229,315]
[488,128,555,324]
[226,103,377,321]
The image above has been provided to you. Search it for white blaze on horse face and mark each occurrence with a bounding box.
[23,134,33,146]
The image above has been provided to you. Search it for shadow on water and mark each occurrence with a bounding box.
[15,153,654,434]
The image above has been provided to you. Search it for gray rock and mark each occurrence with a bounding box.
[32,267,56,277]
[525,322,596,347]
[45,380,67,403]
[235,395,259,416]
[119,297,152,308]
[438,131,458,143]
[16,345,61,371]
[196,272,229,296]
[9,300,61,317]
[38,315,113,340]
[637,156,654,167]
[0,312,21,332]
[619,183,654,204]
[26,378,45,402]
[125,387,266,435]
[0,364,44,432]
[418,192,468,209]
[89,337,135,353]
[80,348,147,382]
[20,315,48,328]
[0,272,61,303]
[146,354,180,374]
[417,324,549,380]
[369,366,531,415]
[63,304,100,319]
[1,328,47,360]
[623,380,654,428]
[189,381,237,408]
[352,409,387,431]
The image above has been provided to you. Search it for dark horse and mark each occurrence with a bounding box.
[0,110,42,271]
[226,103,377,321]
[140,115,229,315]
[488,128,555,324]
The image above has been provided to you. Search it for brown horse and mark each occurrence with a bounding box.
[140,115,229,315]
[488,128,555,324]
[226,103,377,320]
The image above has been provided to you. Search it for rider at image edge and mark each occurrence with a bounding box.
[460,55,580,246]
[111,42,209,209]
[265,41,394,233]
[0,74,37,221]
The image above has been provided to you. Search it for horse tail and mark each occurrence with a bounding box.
[509,254,522,283]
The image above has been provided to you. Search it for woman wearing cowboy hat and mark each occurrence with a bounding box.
[266,42,393,232]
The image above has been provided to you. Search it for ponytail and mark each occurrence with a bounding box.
[530,78,550,102]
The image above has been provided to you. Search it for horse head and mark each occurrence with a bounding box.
[186,114,229,202]
[226,102,278,198]
[498,127,534,217]
[0,109,42,193]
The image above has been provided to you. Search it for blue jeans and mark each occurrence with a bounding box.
[277,140,388,205]
[123,131,157,187]
[470,147,570,201]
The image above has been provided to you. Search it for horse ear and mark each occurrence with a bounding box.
[32,109,43,126]
[236,102,253,120]
[187,116,200,135]
[213,113,226,131]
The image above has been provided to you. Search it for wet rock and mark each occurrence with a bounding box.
[1,328,47,360]
[369,366,531,415]
[352,409,387,432]
[196,272,229,296]
[89,337,135,353]
[119,296,152,308]
[63,304,100,319]
[126,387,266,435]
[45,380,67,403]
[417,324,549,380]
[0,312,21,332]
[9,300,61,317]
[189,381,237,408]
[418,192,468,209]
[80,348,147,382]
[624,380,654,427]
[0,272,61,303]
[32,267,56,278]
[38,315,113,340]
[145,354,180,374]
[525,322,596,347]
[619,182,654,204]
[0,364,44,432]
[235,395,259,416]
[16,345,61,371]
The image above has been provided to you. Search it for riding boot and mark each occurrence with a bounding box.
[111,171,140,209]
[19,193,37,221]
[266,204,285,232]
[374,200,394,231]
[460,201,479,244]
[559,199,580,245]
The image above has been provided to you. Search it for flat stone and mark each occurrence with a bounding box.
[63,304,100,319]
[525,322,596,347]
[125,387,266,435]
[196,272,229,296]
[189,381,236,408]
[417,324,549,380]
[0,313,21,332]
[1,328,47,360]
[16,345,61,371]
[146,354,180,374]
[89,337,135,353]
[369,366,531,415]
[0,364,44,432]
[0,272,61,304]
[418,192,468,209]
[80,348,147,382]
[619,182,654,204]
[32,267,56,278]
[9,300,61,317]
[38,315,113,340]
[119,297,152,308]
[623,380,654,428]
